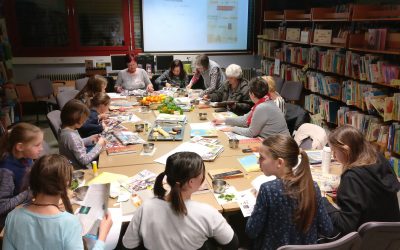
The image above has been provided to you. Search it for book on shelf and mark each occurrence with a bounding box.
[286,28,301,41]
[389,156,400,178]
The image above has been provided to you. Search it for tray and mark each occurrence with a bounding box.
[148,124,185,141]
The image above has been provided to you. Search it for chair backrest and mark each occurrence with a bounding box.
[280,81,303,101]
[358,221,400,250]
[273,76,284,94]
[277,232,361,250]
[46,110,62,141]
[75,77,89,91]
[57,89,79,110]
[29,78,54,99]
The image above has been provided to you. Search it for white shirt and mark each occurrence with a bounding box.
[122,198,234,250]
[115,68,152,90]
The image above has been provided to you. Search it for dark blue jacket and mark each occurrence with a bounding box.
[0,154,32,193]
[78,109,103,138]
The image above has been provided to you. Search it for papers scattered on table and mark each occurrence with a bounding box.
[238,154,260,172]
[113,131,146,145]
[155,113,187,123]
[87,172,129,185]
[237,189,257,217]
[108,92,127,99]
[212,111,237,120]
[109,114,141,123]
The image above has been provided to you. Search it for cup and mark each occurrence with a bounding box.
[229,139,239,149]
[143,143,155,153]
[193,99,200,105]
[212,179,227,194]
[135,124,144,132]
[72,170,85,185]
[140,106,150,113]
[199,112,207,120]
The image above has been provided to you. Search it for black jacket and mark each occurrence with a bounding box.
[78,109,103,138]
[208,78,252,116]
[324,154,400,234]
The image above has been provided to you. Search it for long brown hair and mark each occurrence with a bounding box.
[61,99,90,128]
[29,154,74,213]
[153,152,205,216]
[75,75,107,106]
[328,125,377,171]
[0,122,42,159]
[90,92,111,108]
[262,134,316,233]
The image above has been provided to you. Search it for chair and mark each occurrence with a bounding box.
[285,103,310,135]
[280,81,303,102]
[75,77,89,91]
[56,89,79,110]
[277,232,361,250]
[29,78,58,122]
[273,76,284,94]
[46,110,62,141]
[358,221,400,250]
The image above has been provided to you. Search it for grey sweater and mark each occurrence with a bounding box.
[115,68,152,90]
[59,128,103,169]
[225,101,289,138]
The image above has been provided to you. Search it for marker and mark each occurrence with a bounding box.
[92,161,98,176]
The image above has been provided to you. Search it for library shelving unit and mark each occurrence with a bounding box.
[257,4,400,165]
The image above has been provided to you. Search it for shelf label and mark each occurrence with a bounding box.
[274,59,280,75]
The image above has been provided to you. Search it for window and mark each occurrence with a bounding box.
[6,0,143,56]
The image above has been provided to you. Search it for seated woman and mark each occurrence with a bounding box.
[75,75,107,106]
[213,77,289,138]
[155,59,189,89]
[123,152,238,250]
[262,76,286,115]
[246,134,333,249]
[204,64,252,116]
[115,53,154,93]
[186,54,225,97]
[324,125,400,235]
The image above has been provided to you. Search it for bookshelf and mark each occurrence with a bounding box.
[258,4,400,170]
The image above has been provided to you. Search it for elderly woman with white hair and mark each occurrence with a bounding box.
[204,64,252,115]
[186,54,225,97]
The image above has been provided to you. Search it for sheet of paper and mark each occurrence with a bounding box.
[108,92,127,99]
[213,186,238,205]
[251,175,276,192]
[237,189,257,217]
[104,208,123,250]
[87,172,129,185]
[154,142,213,165]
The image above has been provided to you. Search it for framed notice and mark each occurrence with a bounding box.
[286,28,300,41]
[300,31,309,43]
[313,29,332,44]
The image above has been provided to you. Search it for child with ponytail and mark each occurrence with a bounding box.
[246,134,333,250]
[0,122,43,230]
[123,152,238,250]
[2,154,112,250]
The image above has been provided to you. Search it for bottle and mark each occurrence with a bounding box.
[92,161,98,176]
[321,146,331,175]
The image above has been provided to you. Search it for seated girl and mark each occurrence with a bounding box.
[59,99,106,169]
[75,74,107,106]
[115,53,154,92]
[155,59,189,89]
[2,154,112,249]
[0,123,43,230]
[123,152,238,250]
[246,134,333,249]
[78,92,111,138]
[213,77,289,138]
[324,125,400,235]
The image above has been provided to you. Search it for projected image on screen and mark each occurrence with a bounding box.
[142,0,249,52]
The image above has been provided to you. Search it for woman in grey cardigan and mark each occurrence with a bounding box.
[212,77,289,138]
